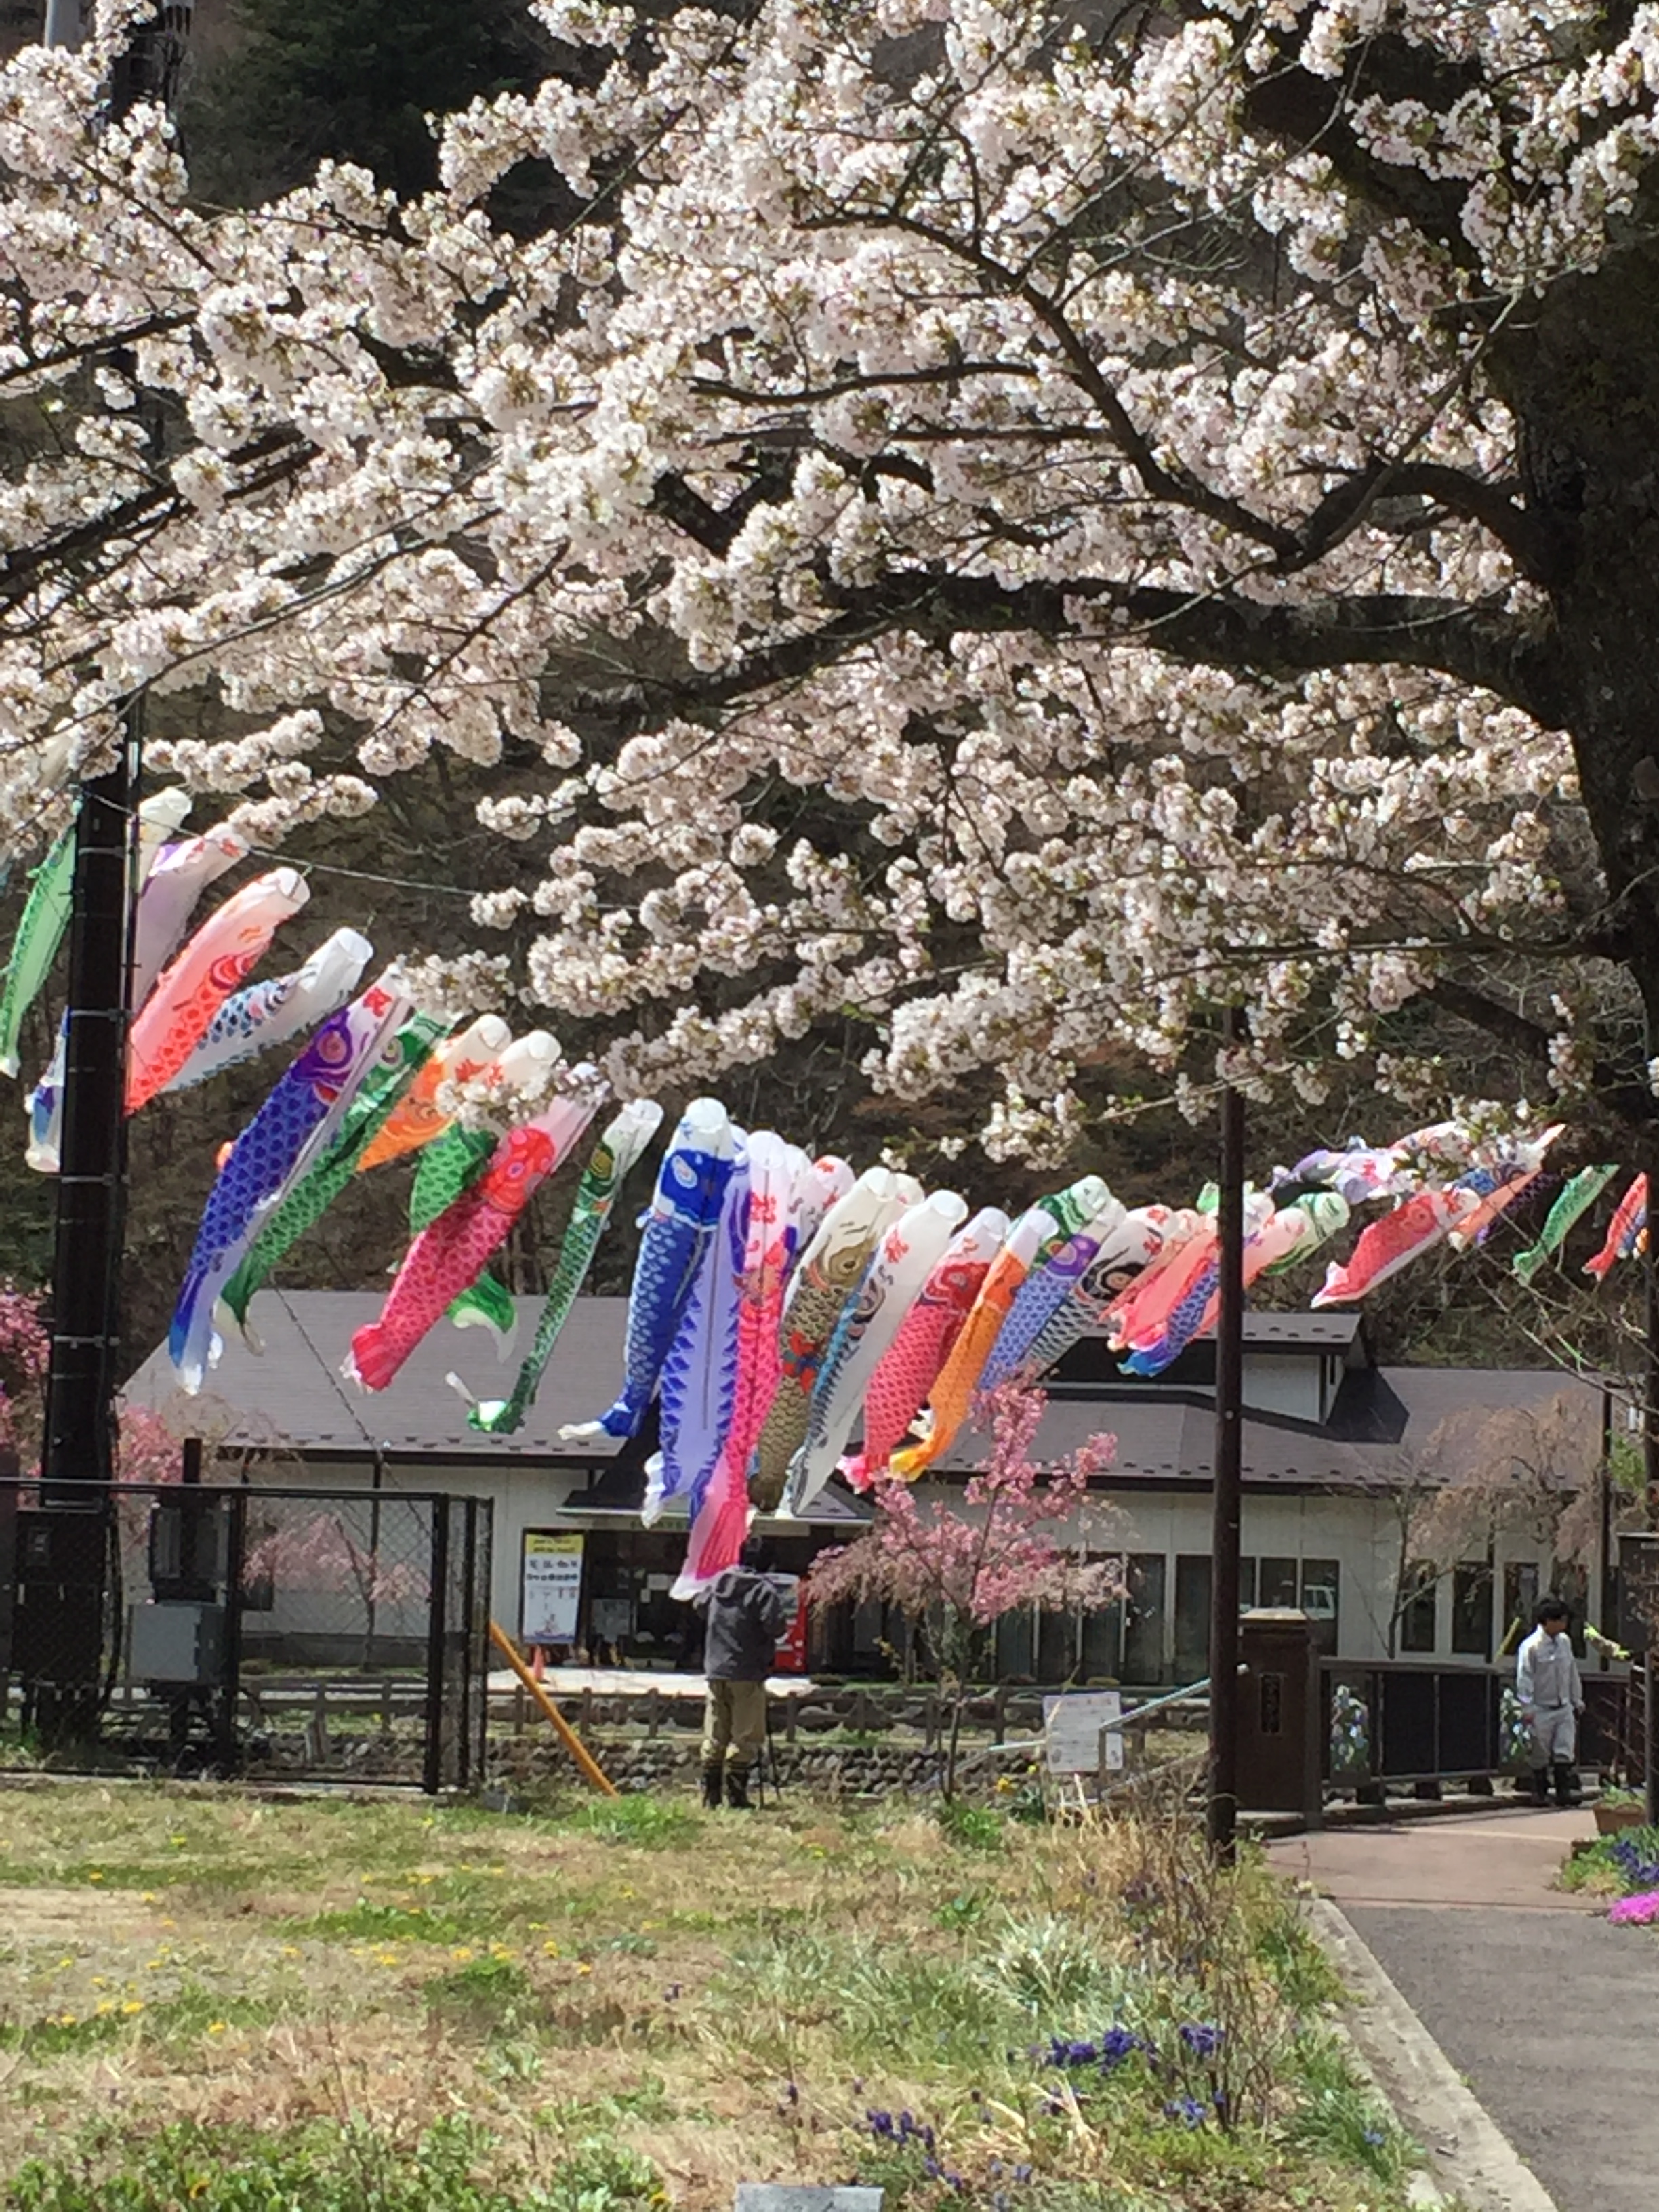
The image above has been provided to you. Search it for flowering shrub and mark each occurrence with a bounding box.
[1328,1685,1370,1781]
[810,1382,1118,1793]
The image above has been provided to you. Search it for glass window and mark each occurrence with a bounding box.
[1121,1555,1167,1683]
[1502,1562,1539,1653]
[1174,1555,1211,1683]
[1452,1562,1494,1656]
[1260,1556,1298,1609]
[1037,1603,1079,1682]
[1552,1561,1589,1655]
[1300,1559,1340,1650]
[1239,1556,1258,1610]
[1399,1564,1437,1653]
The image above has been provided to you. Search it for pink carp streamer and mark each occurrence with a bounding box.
[130,823,249,1010]
[842,1205,1008,1490]
[1585,1174,1648,1279]
[889,1204,1054,1481]
[1101,1207,1206,1349]
[127,869,310,1111]
[749,1166,908,1510]
[675,1134,811,1598]
[346,1082,603,1392]
[787,1188,969,1514]
[1313,1185,1482,1307]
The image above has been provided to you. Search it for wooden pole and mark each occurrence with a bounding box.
[1207,1006,1246,1861]
[489,1620,617,1795]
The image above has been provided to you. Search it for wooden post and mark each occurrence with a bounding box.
[489,1621,616,1795]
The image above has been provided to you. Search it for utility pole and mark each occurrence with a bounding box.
[1643,1124,1659,1824]
[30,5,192,1741]
[1207,1006,1245,1861]
[39,722,139,1501]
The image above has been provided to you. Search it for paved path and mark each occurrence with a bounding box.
[1271,1809,1659,2212]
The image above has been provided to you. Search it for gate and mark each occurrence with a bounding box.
[0,1479,491,1790]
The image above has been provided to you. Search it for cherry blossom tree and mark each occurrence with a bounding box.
[2,0,1659,1161]
[810,1380,1118,1792]
[1360,1391,1608,1655]
[0,1278,174,1481]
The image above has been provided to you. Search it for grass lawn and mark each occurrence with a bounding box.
[0,1780,1425,2212]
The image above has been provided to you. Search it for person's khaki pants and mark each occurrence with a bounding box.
[703,1679,766,1771]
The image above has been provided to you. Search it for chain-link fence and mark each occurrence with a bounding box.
[0,1479,491,1788]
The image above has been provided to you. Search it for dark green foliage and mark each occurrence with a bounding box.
[184,0,558,205]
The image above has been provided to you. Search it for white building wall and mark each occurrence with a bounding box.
[229,1456,1599,1679]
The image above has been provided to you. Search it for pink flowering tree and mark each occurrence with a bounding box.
[0,1282,179,1493]
[811,1382,1120,1795]
[0,1286,49,1471]
[242,1511,430,1667]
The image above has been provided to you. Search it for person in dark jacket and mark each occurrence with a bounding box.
[693,1538,789,1809]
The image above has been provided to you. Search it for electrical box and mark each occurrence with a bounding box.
[9,1506,109,1682]
[129,1600,224,1685]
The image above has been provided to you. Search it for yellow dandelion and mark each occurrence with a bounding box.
[207,2020,227,2035]
[91,1977,107,1990]
[450,1946,474,1963]
[527,1921,547,1933]
[576,1962,592,1978]
[541,1940,560,1957]
[95,2001,115,2017]
[56,1956,73,1969]
[281,1946,300,1959]
[87,1870,104,1883]
[56,2011,77,2026]
[121,2000,144,2015]
[141,1892,155,1904]
[169,1835,187,1848]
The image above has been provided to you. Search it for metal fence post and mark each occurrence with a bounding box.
[220,1489,246,1772]
[424,1499,449,1797]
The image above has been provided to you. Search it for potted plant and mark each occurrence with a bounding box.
[1595,1786,1649,1835]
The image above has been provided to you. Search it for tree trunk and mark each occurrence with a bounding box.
[1498,241,1659,1070]
[945,1677,966,1801]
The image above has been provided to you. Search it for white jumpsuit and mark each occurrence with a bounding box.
[1515,1626,1582,1770]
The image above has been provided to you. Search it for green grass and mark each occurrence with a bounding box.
[0,1781,1427,2212]
[3,2116,667,2212]
[558,1797,701,1849]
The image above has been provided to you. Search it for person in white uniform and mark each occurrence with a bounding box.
[1515,1595,1584,1808]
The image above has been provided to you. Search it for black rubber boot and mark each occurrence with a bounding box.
[700,1765,724,1809]
[1553,1763,1581,1809]
[1529,1767,1551,1807]
[724,1765,754,1811]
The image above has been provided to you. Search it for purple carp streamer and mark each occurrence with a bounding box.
[170,972,411,1392]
